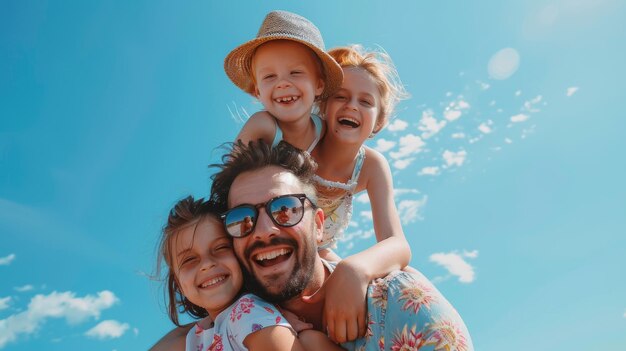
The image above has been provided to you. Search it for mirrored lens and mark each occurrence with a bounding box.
[224,206,256,237]
[269,196,304,226]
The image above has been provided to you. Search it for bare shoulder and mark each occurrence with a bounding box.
[243,325,300,351]
[236,111,277,144]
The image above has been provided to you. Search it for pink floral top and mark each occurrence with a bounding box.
[185,294,295,351]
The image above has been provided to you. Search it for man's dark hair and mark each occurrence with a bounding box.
[210,140,318,209]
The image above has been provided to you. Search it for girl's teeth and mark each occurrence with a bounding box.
[201,275,226,288]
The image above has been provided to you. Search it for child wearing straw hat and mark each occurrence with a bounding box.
[224,10,343,153]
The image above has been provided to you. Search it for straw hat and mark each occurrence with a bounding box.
[224,10,343,99]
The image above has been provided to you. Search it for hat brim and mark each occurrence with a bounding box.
[224,35,343,100]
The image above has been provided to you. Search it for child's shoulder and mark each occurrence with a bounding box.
[237,111,278,144]
[363,145,390,167]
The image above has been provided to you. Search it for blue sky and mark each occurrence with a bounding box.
[1,1,625,350]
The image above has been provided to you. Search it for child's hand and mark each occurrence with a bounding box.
[277,306,313,333]
[301,259,369,343]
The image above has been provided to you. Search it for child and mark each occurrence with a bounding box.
[302,46,413,344]
[155,196,343,350]
[224,10,343,152]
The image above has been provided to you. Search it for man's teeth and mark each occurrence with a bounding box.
[255,248,291,261]
[274,96,299,103]
[200,275,226,288]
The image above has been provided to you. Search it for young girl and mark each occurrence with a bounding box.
[224,10,343,152]
[302,46,413,344]
[155,196,343,350]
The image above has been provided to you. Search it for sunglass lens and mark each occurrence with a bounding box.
[224,207,256,237]
[270,196,303,226]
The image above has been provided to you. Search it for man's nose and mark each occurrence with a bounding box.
[251,208,279,240]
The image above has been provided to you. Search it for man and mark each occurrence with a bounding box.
[152,141,473,350]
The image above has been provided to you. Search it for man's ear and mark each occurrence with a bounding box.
[313,207,324,242]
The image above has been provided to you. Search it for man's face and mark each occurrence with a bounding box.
[227,166,323,303]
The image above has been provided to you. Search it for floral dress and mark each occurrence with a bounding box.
[322,261,474,351]
[186,294,295,351]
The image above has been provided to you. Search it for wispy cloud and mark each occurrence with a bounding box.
[374,139,396,153]
[419,110,447,138]
[355,193,370,204]
[0,254,15,266]
[397,197,428,224]
[418,166,440,176]
[14,285,33,293]
[442,150,467,167]
[393,158,414,170]
[451,132,465,139]
[429,250,478,283]
[0,290,118,348]
[85,320,130,340]
[478,121,493,134]
[389,134,425,159]
[523,95,543,113]
[510,113,529,123]
[566,86,579,97]
[387,119,408,132]
[488,48,520,80]
[360,211,373,221]
[0,297,11,311]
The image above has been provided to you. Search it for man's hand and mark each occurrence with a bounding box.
[301,260,368,343]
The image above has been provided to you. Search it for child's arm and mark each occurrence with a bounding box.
[303,148,411,344]
[148,324,192,351]
[244,326,345,351]
[235,110,277,145]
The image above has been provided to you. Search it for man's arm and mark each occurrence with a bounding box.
[148,324,192,351]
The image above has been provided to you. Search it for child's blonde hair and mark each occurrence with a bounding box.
[155,196,223,326]
[319,45,409,134]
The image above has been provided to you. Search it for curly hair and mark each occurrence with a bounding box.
[210,140,318,209]
[155,196,222,326]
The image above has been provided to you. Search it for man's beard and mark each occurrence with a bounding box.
[238,233,317,304]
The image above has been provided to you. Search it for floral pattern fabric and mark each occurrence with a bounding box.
[186,294,295,351]
[335,266,474,351]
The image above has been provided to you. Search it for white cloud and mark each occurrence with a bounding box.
[463,250,479,258]
[14,285,33,293]
[397,197,428,224]
[355,193,370,204]
[387,119,408,132]
[0,290,118,348]
[360,211,373,221]
[523,95,543,113]
[623,309,626,318]
[451,132,465,139]
[374,139,396,153]
[566,86,579,97]
[456,100,471,110]
[418,167,440,176]
[0,254,15,266]
[429,251,478,283]
[515,90,522,96]
[393,158,414,170]
[510,113,529,123]
[487,48,520,80]
[443,109,462,121]
[0,297,11,311]
[85,320,129,340]
[389,134,425,159]
[476,80,490,90]
[442,150,467,167]
[419,110,447,138]
[478,123,492,134]
[505,138,513,144]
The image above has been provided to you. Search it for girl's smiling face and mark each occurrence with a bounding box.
[172,216,243,319]
[324,67,381,144]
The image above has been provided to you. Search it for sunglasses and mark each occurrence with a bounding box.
[220,194,317,238]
